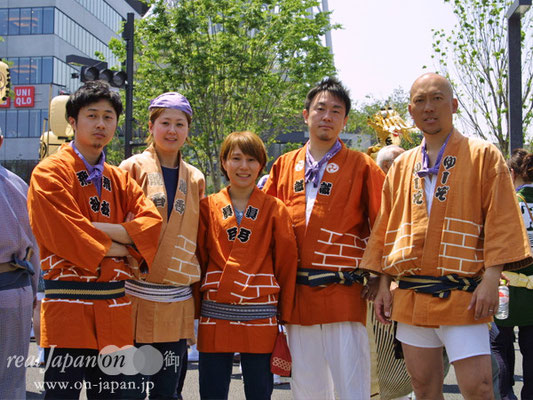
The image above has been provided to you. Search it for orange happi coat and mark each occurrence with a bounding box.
[28,144,162,350]
[264,143,385,326]
[196,187,298,353]
[361,130,533,327]
[120,145,205,343]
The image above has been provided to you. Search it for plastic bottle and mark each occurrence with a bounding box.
[495,283,509,320]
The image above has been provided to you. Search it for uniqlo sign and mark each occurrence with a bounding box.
[14,86,35,108]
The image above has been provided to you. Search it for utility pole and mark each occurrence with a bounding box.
[123,13,135,158]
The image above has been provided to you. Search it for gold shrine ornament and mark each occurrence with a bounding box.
[0,60,10,101]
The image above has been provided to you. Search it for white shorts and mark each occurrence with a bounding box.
[396,322,490,363]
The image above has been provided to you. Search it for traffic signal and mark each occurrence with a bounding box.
[80,66,127,88]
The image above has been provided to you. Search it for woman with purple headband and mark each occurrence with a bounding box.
[120,92,205,399]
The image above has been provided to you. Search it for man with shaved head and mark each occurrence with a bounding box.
[361,73,532,399]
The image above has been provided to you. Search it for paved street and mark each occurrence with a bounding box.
[25,338,524,399]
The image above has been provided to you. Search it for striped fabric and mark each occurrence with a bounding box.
[296,268,368,287]
[44,280,125,300]
[125,279,192,302]
[201,300,277,321]
[398,274,481,298]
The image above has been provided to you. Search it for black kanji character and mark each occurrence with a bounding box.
[77,171,90,187]
[237,228,252,243]
[414,177,420,189]
[222,205,233,219]
[178,179,187,194]
[227,227,238,241]
[151,193,166,208]
[435,186,450,202]
[102,177,111,192]
[245,206,259,220]
[413,190,423,205]
[443,156,456,170]
[319,182,332,196]
[441,171,451,185]
[414,162,422,174]
[101,200,110,217]
[174,199,185,214]
[89,196,100,213]
[294,179,304,193]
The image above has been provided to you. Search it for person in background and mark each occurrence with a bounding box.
[196,131,298,400]
[0,130,41,399]
[376,145,405,174]
[492,148,533,400]
[120,92,205,399]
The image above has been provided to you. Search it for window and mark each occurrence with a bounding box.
[0,109,49,138]
[18,58,30,85]
[0,9,7,36]
[0,112,5,138]
[29,109,42,138]
[42,57,53,84]
[19,8,31,35]
[8,8,19,35]
[6,110,18,138]
[43,7,54,34]
[31,8,43,34]
[17,110,29,138]
[30,58,42,84]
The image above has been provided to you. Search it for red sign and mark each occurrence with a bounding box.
[0,97,9,108]
[14,86,35,108]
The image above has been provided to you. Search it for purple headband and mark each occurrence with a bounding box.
[149,92,192,117]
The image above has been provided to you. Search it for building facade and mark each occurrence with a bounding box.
[0,0,144,180]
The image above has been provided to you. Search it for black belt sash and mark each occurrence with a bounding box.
[296,268,368,287]
[201,300,277,321]
[44,280,126,300]
[0,247,35,291]
[398,274,481,299]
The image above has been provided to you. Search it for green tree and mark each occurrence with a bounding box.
[430,0,533,155]
[110,0,337,191]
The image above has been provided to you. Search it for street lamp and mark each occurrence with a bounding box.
[506,0,531,153]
